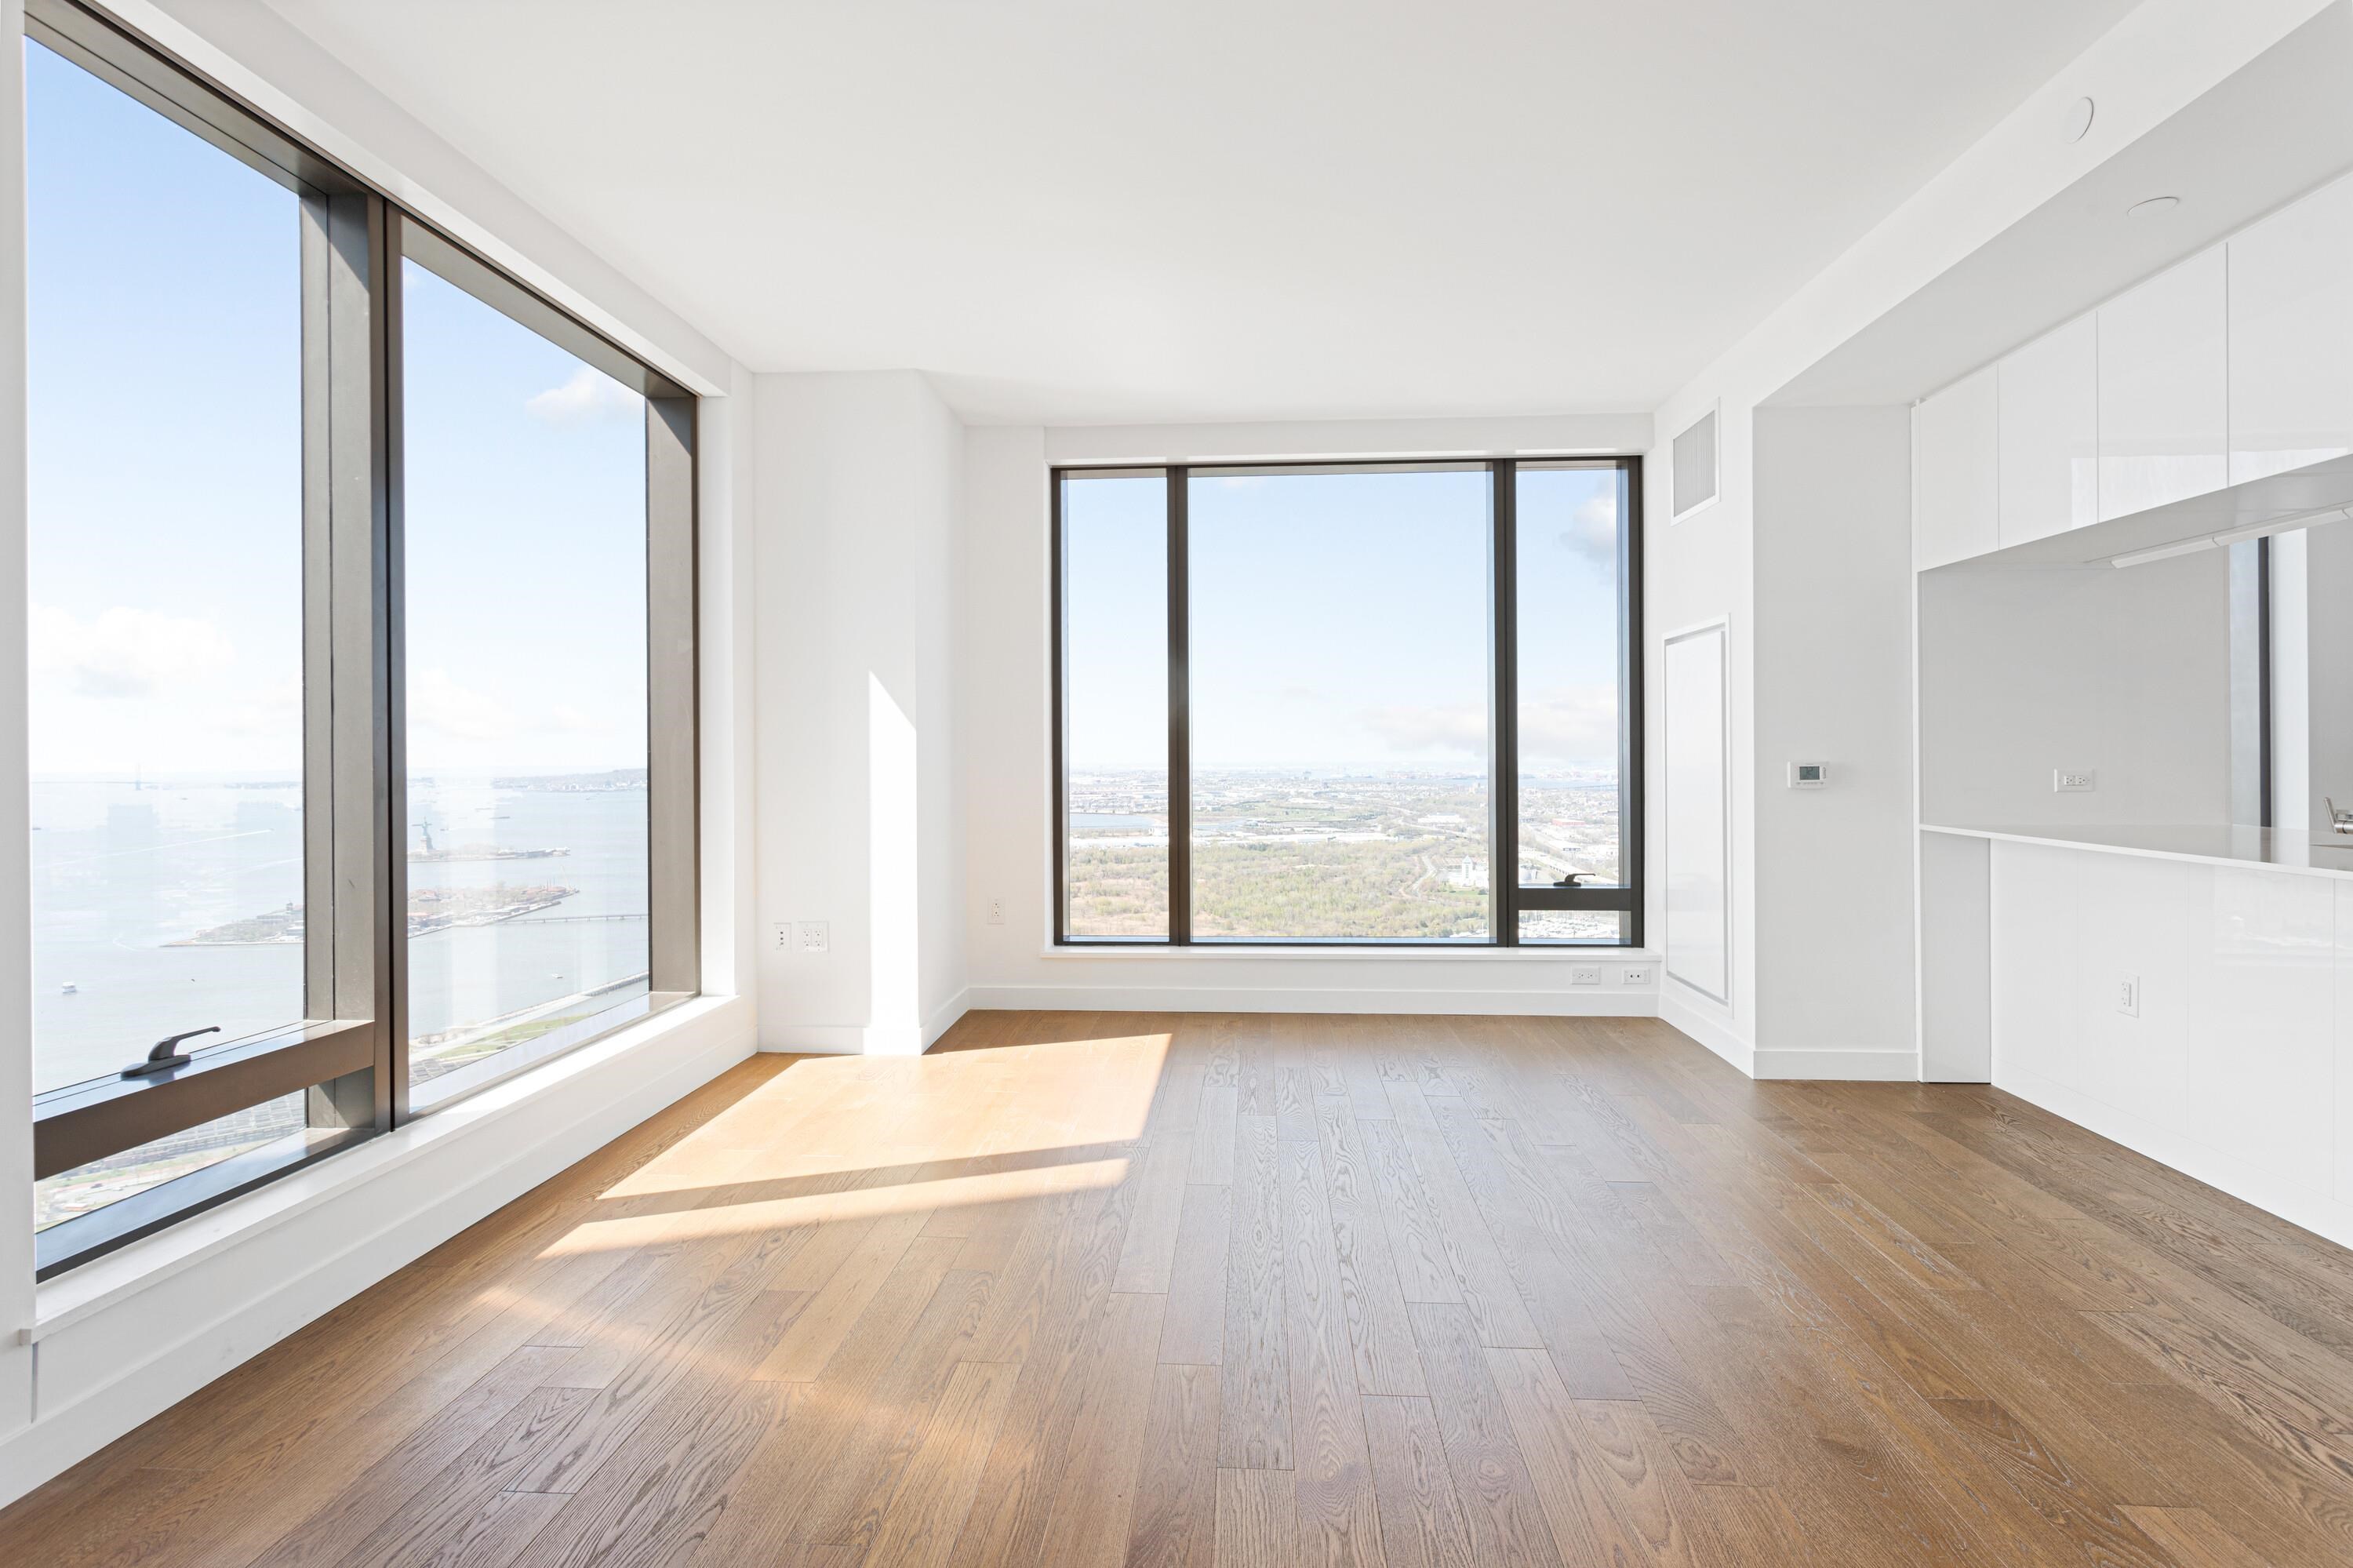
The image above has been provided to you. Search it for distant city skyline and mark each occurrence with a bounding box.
[1062,767,1624,940]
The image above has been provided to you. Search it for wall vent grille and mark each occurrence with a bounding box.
[1672,409,1718,518]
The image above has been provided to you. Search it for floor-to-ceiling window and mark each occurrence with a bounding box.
[1187,465,1494,940]
[1057,471,1170,938]
[1512,460,1639,943]
[1053,458,1642,947]
[24,0,700,1275]
[397,256,653,1107]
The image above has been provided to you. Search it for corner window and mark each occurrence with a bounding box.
[25,0,699,1275]
[1053,459,1642,947]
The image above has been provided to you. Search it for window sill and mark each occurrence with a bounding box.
[1039,943,1660,962]
[24,993,740,1345]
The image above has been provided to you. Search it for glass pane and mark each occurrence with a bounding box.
[1515,464,1627,895]
[1189,467,1490,940]
[26,41,306,1097]
[35,1090,322,1233]
[1061,474,1169,937]
[1518,911,1629,944]
[400,260,649,1101]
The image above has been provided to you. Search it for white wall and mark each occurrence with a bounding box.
[1991,837,2353,1250]
[1650,403,1756,1066]
[1645,0,2334,1076]
[1918,552,2234,829]
[701,363,761,1002]
[960,413,1668,1017]
[1751,406,1918,1074]
[756,372,967,1053]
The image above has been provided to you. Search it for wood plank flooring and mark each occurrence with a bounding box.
[10,1010,2353,1566]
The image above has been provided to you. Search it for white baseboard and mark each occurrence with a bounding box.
[0,997,757,1509]
[759,988,969,1058]
[923,987,969,1049]
[1657,988,1918,1082]
[760,1022,865,1054]
[1658,989,1752,1075]
[960,983,1660,1017]
[1751,1047,1921,1081]
[1998,1062,2353,1253]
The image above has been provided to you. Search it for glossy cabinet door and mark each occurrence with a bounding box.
[2230,173,2353,486]
[2098,247,2228,520]
[1998,315,2098,548]
[1913,365,1999,569]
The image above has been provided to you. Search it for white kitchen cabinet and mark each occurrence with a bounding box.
[2231,173,2353,486]
[2098,247,2228,520]
[1913,365,1999,569]
[1998,315,2097,548]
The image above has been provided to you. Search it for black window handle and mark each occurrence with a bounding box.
[1556,871,1591,887]
[121,1026,220,1079]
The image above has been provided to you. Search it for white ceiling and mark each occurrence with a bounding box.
[261,0,2140,424]
[1772,3,2353,408]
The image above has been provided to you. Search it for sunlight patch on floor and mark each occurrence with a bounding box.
[544,1157,1132,1256]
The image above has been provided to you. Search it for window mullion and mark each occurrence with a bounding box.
[647,397,700,993]
[1167,466,1191,945]
[1620,459,1645,947]
[318,191,395,1125]
[300,187,376,1134]
[1491,460,1518,945]
[299,191,336,1024]
[381,205,414,1111]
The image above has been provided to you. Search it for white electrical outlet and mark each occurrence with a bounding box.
[773,922,791,949]
[987,899,1004,926]
[798,921,829,954]
[1620,965,1654,987]
[2053,769,2097,793]
[1570,964,1602,986]
[2116,971,2140,1017]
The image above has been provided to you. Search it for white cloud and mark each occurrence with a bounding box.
[220,675,302,740]
[526,365,640,425]
[1518,685,1620,765]
[1359,683,1618,766]
[407,666,514,743]
[1359,700,1486,758]
[31,603,234,700]
[1550,493,1620,569]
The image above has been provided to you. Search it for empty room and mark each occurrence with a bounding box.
[9,1,2353,1564]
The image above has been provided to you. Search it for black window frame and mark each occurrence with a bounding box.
[1051,455,1644,949]
[25,0,701,1278]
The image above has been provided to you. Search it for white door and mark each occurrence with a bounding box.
[1664,624,1729,1003]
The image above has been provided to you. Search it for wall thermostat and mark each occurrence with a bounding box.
[1787,762,1827,789]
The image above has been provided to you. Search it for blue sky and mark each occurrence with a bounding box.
[27,32,1616,788]
[25,38,647,782]
[1064,465,1623,774]
[401,260,646,775]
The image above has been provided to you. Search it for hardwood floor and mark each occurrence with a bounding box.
[9,1010,2353,1566]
